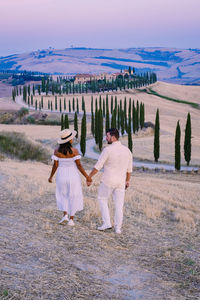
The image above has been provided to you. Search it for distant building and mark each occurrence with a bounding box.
[74,70,130,84]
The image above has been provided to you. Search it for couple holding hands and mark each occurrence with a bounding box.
[48,127,132,234]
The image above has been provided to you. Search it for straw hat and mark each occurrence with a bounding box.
[57,129,77,144]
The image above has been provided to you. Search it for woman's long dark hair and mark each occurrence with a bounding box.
[58,142,73,155]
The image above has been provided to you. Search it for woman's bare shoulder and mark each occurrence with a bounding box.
[72,148,79,156]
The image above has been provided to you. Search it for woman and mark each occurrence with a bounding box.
[48,128,91,226]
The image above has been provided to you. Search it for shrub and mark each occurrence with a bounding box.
[0,132,49,164]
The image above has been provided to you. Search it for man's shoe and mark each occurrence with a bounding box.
[115,228,121,234]
[59,215,69,224]
[68,219,75,226]
[97,224,112,231]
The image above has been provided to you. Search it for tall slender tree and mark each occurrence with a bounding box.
[154,109,160,162]
[128,110,133,152]
[175,120,181,170]
[184,113,191,166]
[80,112,86,156]
[61,114,64,130]
[74,112,78,138]
[64,114,69,129]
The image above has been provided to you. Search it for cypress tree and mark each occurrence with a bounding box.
[51,101,53,111]
[184,113,191,166]
[111,96,113,113]
[91,96,93,114]
[31,95,33,106]
[23,86,27,102]
[124,97,127,132]
[73,97,75,111]
[61,114,64,130]
[105,107,110,133]
[28,85,30,96]
[41,96,43,109]
[117,105,120,130]
[74,112,78,138]
[35,100,38,110]
[32,84,35,96]
[55,96,57,110]
[128,111,133,152]
[120,109,125,135]
[111,108,116,128]
[27,96,30,106]
[175,120,181,170]
[136,100,139,131]
[95,108,99,144]
[59,98,62,112]
[64,114,69,129]
[38,85,41,95]
[82,96,85,111]
[103,98,105,117]
[95,98,98,111]
[80,112,86,156]
[69,99,71,112]
[154,109,160,162]
[98,109,103,151]
[99,95,102,110]
[76,98,79,114]
[106,94,109,112]
[91,111,95,136]
[64,98,66,111]
[132,100,136,133]
[48,100,50,110]
[115,96,117,111]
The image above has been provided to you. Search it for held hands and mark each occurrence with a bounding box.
[86,176,92,187]
[48,177,53,183]
[125,181,130,189]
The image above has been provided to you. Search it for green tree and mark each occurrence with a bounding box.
[175,120,181,170]
[73,97,75,111]
[105,107,110,133]
[55,96,57,110]
[69,99,71,112]
[91,111,95,136]
[76,98,79,114]
[98,109,103,151]
[61,114,64,130]
[64,114,69,129]
[95,108,99,144]
[80,112,86,156]
[184,113,191,166]
[74,112,78,138]
[154,109,160,162]
[132,100,136,133]
[128,110,133,152]
[59,98,62,112]
[64,98,66,111]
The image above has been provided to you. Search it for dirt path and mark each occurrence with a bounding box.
[1,158,200,299]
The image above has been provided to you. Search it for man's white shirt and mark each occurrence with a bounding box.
[94,141,133,189]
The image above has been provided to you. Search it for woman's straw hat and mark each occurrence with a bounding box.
[57,129,77,144]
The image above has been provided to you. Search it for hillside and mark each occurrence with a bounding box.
[0,47,200,85]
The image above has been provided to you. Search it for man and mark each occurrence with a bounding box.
[87,128,132,234]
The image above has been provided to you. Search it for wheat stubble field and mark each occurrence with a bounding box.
[0,82,200,299]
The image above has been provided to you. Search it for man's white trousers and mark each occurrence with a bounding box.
[98,182,125,230]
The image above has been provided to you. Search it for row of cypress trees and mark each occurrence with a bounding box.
[154,110,192,169]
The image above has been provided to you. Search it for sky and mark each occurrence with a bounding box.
[0,0,200,56]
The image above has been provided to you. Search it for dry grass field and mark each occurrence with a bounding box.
[0,82,200,298]
[0,156,200,299]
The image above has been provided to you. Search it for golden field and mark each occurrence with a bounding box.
[0,81,200,299]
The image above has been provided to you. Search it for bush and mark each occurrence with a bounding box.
[0,132,49,164]
[17,107,29,118]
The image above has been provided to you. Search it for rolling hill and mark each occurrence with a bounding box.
[0,47,200,85]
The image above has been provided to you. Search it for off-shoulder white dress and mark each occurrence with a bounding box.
[51,155,83,216]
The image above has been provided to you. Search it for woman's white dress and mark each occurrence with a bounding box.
[51,154,83,215]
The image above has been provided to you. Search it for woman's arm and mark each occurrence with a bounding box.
[75,159,91,181]
[48,161,58,182]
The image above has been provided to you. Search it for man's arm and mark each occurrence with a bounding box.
[87,148,109,186]
[125,172,131,189]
